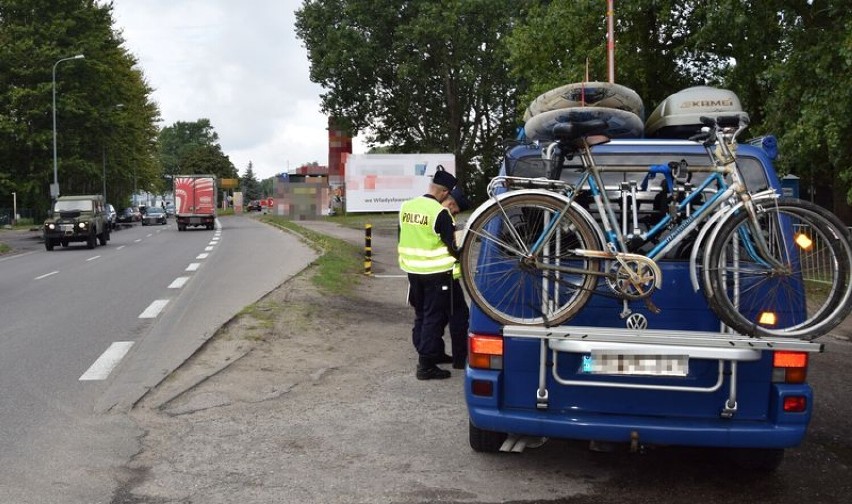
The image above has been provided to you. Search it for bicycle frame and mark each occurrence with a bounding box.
[497,124,788,281]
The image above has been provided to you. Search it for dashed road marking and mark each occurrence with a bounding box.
[205,246,214,251]
[169,276,189,289]
[35,271,59,280]
[196,253,209,259]
[79,341,134,381]
[86,255,101,262]
[139,299,169,319]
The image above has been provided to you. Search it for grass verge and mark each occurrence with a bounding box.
[261,216,363,296]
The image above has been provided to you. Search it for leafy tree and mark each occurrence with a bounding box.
[761,0,852,220]
[240,161,263,200]
[158,119,220,175]
[295,0,522,201]
[507,1,706,120]
[177,144,238,181]
[0,0,160,213]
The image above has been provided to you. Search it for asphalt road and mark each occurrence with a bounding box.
[0,216,315,504]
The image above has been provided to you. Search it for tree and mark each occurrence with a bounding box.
[158,119,219,175]
[178,144,238,181]
[507,1,709,119]
[761,1,852,219]
[240,161,262,200]
[158,119,237,182]
[295,0,523,201]
[0,0,160,212]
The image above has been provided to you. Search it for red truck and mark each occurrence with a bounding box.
[173,175,217,231]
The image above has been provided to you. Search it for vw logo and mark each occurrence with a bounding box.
[626,313,648,330]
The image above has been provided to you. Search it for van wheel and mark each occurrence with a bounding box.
[728,448,784,472]
[45,240,54,251]
[99,228,108,245]
[87,233,97,249]
[469,421,506,453]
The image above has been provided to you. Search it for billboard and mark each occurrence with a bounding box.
[344,153,456,213]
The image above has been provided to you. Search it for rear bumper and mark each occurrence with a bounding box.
[176,214,215,225]
[466,369,813,449]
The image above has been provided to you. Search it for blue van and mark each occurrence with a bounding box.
[463,139,823,471]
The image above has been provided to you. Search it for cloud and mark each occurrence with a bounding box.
[111,0,365,180]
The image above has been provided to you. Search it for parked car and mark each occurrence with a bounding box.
[246,200,262,212]
[130,207,142,221]
[463,135,822,472]
[105,204,117,230]
[165,205,175,217]
[116,207,136,226]
[141,206,167,226]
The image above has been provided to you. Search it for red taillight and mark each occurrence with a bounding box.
[469,334,503,370]
[783,396,807,412]
[772,351,809,383]
[471,380,493,397]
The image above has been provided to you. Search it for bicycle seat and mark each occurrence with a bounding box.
[552,120,611,147]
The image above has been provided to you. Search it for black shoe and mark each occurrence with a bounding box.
[437,354,453,364]
[452,359,466,370]
[416,366,451,380]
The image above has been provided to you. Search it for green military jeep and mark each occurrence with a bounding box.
[43,195,110,251]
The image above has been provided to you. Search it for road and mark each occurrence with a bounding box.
[0,216,315,504]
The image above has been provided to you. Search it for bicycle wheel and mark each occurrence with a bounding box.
[704,198,852,339]
[460,192,603,326]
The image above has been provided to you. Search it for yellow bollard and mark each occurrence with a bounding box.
[364,223,373,276]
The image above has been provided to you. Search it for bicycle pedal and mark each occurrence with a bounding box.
[644,298,662,315]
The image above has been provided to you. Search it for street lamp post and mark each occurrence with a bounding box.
[52,54,85,200]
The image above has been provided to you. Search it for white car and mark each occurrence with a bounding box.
[106,204,117,229]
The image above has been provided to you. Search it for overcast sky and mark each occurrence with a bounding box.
[110,0,365,181]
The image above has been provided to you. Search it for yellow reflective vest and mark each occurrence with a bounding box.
[398,196,456,274]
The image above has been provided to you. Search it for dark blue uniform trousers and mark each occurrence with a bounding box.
[448,278,469,362]
[408,271,452,367]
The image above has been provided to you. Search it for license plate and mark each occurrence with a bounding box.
[581,352,689,376]
[61,224,74,232]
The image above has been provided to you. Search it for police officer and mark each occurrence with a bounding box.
[442,187,471,370]
[398,167,459,380]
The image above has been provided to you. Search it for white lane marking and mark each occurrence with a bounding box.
[116,245,126,250]
[86,255,101,262]
[204,246,214,251]
[169,276,189,289]
[208,241,217,246]
[79,341,134,381]
[146,234,153,238]
[35,271,59,280]
[186,263,200,272]
[196,253,209,259]
[134,239,142,243]
[139,299,169,319]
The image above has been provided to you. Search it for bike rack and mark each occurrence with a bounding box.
[503,325,823,418]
